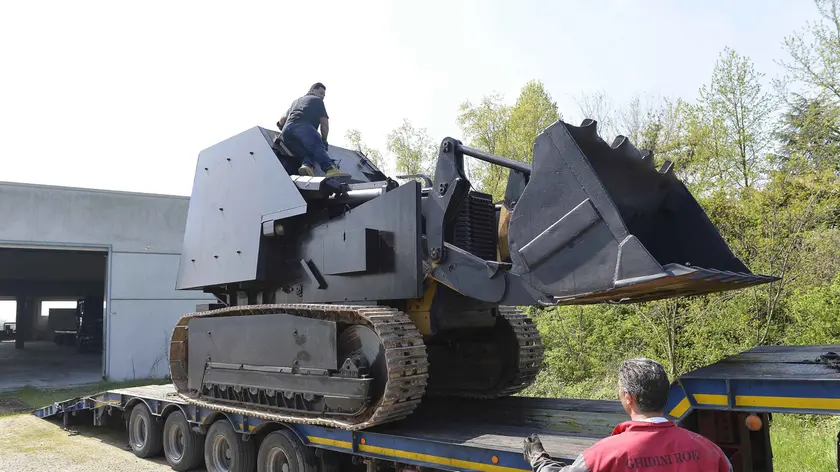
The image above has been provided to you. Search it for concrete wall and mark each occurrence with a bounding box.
[0,181,216,381]
[0,182,189,253]
[108,252,214,380]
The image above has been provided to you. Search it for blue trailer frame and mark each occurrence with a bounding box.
[665,344,840,421]
[31,344,840,472]
[33,384,620,472]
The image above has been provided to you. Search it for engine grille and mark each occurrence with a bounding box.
[452,191,497,261]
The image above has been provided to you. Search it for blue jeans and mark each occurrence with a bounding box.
[281,122,333,171]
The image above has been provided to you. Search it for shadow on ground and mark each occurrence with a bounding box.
[43,414,175,469]
[0,340,102,392]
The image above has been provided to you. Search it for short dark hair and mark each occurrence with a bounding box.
[310,82,326,92]
[618,358,670,413]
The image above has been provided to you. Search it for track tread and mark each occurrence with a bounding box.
[168,303,428,431]
[426,306,544,399]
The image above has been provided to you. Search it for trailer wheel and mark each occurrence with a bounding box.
[128,403,163,458]
[204,419,256,472]
[257,429,317,472]
[163,410,204,471]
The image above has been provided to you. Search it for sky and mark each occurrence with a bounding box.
[0,0,823,196]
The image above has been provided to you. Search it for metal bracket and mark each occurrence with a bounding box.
[423,139,470,263]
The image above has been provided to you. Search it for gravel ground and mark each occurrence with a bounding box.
[0,414,207,472]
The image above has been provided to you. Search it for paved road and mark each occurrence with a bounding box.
[0,414,207,472]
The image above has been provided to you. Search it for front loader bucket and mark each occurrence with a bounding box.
[507,119,777,305]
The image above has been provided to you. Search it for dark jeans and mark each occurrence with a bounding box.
[281,122,333,171]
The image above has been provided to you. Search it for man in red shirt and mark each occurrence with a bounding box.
[523,358,732,472]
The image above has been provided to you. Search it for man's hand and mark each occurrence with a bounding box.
[322,138,329,150]
[523,434,550,465]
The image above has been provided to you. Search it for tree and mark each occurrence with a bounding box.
[703,170,840,345]
[456,80,560,200]
[574,90,618,143]
[778,0,840,102]
[698,47,777,190]
[456,93,511,156]
[506,80,561,163]
[344,129,386,170]
[775,95,840,173]
[676,101,737,194]
[386,119,436,179]
[775,0,840,174]
[456,93,512,190]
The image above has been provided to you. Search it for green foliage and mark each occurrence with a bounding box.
[371,11,840,466]
[509,14,840,467]
[776,95,840,173]
[506,80,561,163]
[344,128,385,169]
[386,118,437,179]
[776,0,840,176]
[779,0,840,101]
[456,93,512,196]
[784,273,840,345]
[457,80,559,200]
[698,47,777,190]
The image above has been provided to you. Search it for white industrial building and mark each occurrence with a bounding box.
[0,181,215,388]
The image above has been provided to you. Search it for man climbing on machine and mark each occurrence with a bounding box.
[277,82,349,178]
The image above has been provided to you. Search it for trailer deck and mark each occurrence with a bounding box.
[31,344,840,472]
[33,384,625,471]
[665,344,840,421]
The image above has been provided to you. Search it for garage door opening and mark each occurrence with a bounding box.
[0,246,108,392]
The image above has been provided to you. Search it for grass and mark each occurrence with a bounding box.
[0,378,171,417]
[771,414,838,472]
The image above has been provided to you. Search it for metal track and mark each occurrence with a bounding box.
[487,306,545,397]
[169,304,429,430]
[425,306,544,399]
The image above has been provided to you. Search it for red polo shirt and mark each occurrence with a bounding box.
[580,420,731,471]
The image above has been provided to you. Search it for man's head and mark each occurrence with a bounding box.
[617,357,670,418]
[309,82,326,99]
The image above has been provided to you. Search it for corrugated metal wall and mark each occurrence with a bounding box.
[0,182,216,381]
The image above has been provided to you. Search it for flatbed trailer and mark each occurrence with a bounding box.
[32,344,840,472]
[33,383,624,472]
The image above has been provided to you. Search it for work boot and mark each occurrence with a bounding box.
[324,166,350,178]
[298,164,314,177]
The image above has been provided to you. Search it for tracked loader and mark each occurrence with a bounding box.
[168,118,776,430]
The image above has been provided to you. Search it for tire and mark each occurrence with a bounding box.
[163,410,204,471]
[204,419,256,472]
[128,403,163,458]
[257,429,317,472]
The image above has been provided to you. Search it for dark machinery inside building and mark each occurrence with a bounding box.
[75,295,104,353]
[168,118,776,430]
